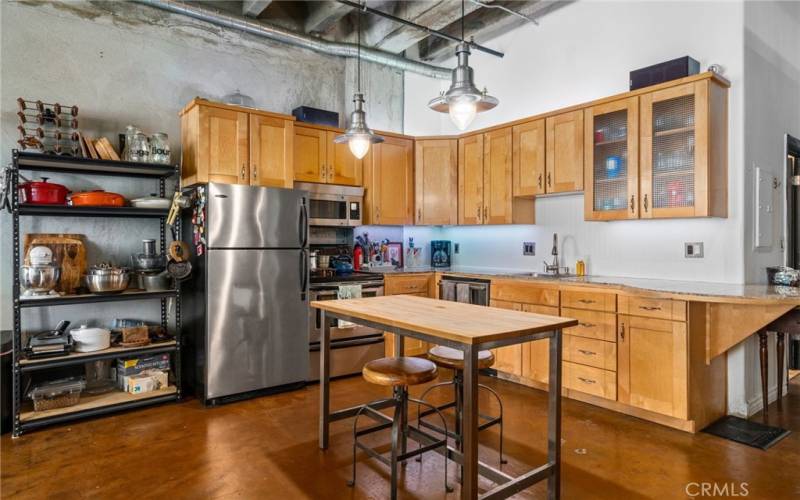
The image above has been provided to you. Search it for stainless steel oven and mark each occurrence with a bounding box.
[308,277,384,381]
[296,181,363,227]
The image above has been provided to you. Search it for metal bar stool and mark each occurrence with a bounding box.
[417,345,507,465]
[348,357,453,500]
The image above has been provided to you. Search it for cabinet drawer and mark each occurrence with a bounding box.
[490,280,559,307]
[561,307,616,342]
[564,362,616,400]
[561,289,616,312]
[565,335,616,371]
[385,274,432,296]
[521,303,559,316]
[618,295,686,321]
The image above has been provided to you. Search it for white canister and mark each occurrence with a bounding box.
[70,325,111,353]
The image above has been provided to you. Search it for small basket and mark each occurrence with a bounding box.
[29,377,85,412]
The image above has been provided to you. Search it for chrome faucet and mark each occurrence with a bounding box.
[543,233,562,275]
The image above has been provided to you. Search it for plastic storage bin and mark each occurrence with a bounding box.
[28,378,85,412]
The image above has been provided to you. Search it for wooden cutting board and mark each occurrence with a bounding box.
[23,234,87,295]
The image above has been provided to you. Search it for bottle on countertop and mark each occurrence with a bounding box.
[353,244,363,271]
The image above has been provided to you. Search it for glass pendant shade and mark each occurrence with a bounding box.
[334,93,383,159]
[428,42,498,131]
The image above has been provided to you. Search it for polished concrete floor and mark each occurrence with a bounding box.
[2,375,799,499]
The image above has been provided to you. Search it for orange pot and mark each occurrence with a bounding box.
[69,190,125,207]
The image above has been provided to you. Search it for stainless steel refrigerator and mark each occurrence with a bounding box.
[183,183,309,405]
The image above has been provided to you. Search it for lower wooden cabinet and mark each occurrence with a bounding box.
[564,362,617,400]
[617,314,688,419]
[384,274,434,356]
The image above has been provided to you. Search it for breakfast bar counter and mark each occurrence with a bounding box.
[312,295,578,499]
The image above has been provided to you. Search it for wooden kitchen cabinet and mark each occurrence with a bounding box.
[415,139,458,225]
[458,134,484,225]
[180,99,294,188]
[617,314,688,419]
[293,125,362,186]
[546,109,584,193]
[488,299,523,376]
[458,129,534,225]
[250,114,293,188]
[521,303,559,384]
[584,97,639,220]
[639,79,727,218]
[364,135,414,225]
[512,119,546,197]
[384,273,434,356]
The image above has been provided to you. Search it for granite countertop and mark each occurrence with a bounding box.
[371,266,800,304]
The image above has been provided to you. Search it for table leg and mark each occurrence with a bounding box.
[461,345,479,499]
[319,311,330,449]
[548,329,562,500]
[758,330,769,422]
[777,332,785,411]
[392,333,408,459]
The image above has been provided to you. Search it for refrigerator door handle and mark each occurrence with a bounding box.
[299,201,309,248]
[300,249,308,301]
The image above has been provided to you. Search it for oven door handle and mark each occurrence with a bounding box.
[309,335,385,352]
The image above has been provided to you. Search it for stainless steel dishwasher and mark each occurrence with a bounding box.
[439,275,490,306]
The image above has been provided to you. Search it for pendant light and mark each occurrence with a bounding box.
[428,0,498,131]
[335,2,383,159]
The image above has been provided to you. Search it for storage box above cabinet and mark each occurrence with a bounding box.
[180,99,294,188]
[293,124,362,186]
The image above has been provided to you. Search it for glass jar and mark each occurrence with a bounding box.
[128,132,150,163]
[149,133,171,164]
[122,125,141,161]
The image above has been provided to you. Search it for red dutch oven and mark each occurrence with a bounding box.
[19,177,69,205]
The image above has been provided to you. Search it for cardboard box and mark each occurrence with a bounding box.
[125,369,168,394]
[117,354,170,388]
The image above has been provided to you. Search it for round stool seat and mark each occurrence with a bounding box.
[427,346,495,370]
[362,357,438,386]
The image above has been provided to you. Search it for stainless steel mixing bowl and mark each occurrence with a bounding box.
[21,265,60,294]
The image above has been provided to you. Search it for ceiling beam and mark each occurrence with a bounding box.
[419,0,572,62]
[242,0,273,18]
[305,1,354,34]
[373,0,482,54]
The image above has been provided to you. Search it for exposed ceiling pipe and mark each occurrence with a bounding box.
[134,0,451,79]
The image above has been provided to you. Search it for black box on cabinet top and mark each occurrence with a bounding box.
[629,56,700,91]
[292,106,339,127]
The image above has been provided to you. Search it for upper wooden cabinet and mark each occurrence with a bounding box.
[415,139,458,225]
[584,97,639,220]
[364,135,414,225]
[546,109,584,193]
[512,119,546,197]
[250,114,294,188]
[639,79,727,218]
[293,125,362,186]
[458,128,534,225]
[180,99,293,188]
[458,134,484,224]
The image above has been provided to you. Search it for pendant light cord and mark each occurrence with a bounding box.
[461,0,465,42]
[357,1,362,93]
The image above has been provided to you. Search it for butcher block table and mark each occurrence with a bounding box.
[312,295,578,499]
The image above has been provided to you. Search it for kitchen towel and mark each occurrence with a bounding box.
[456,283,471,304]
[337,284,362,328]
[441,281,456,301]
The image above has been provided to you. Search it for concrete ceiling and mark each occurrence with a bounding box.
[191,0,571,63]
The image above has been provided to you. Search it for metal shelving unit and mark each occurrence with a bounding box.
[10,150,182,437]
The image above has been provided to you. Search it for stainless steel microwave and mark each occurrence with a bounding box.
[295,182,363,227]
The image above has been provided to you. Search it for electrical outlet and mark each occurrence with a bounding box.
[454,243,460,254]
[523,242,535,256]
[685,242,704,258]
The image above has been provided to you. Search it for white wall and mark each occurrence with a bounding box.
[740,0,800,416]
[404,1,746,283]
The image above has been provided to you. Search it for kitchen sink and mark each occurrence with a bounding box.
[512,272,577,279]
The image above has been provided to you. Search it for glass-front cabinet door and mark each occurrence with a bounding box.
[584,97,639,220]
[640,81,710,218]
